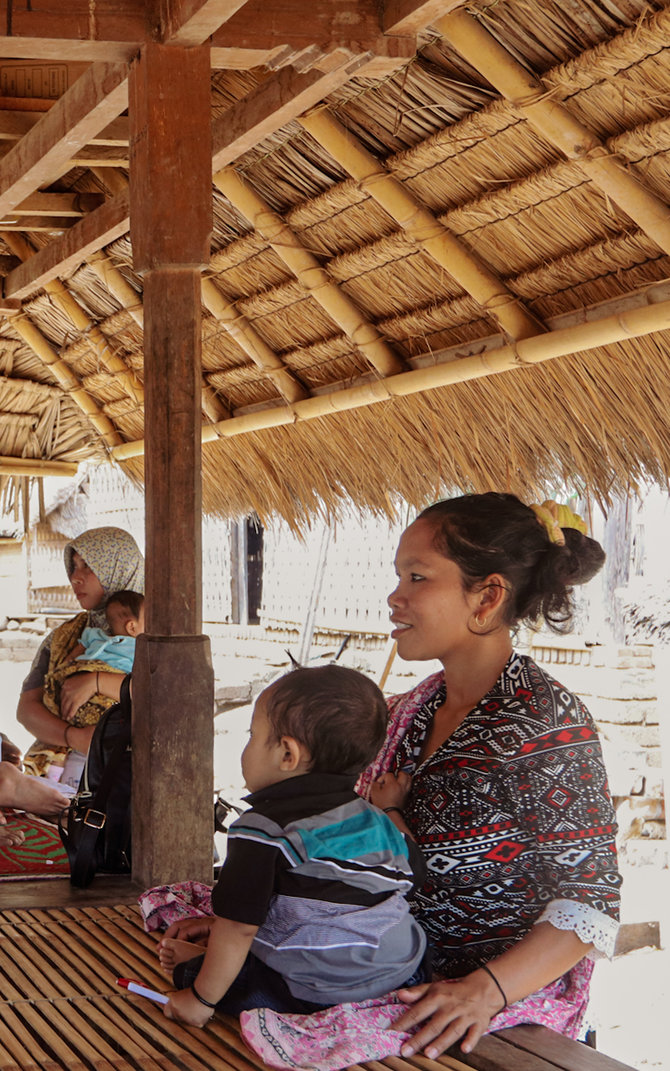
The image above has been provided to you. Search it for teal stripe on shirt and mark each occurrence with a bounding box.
[298,810,406,864]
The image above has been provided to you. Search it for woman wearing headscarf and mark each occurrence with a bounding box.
[17,527,144,779]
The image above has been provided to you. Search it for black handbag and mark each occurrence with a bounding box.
[58,674,132,888]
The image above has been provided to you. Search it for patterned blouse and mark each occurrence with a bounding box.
[362,653,621,981]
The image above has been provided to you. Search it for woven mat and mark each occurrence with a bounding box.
[0,812,69,880]
[0,904,479,1071]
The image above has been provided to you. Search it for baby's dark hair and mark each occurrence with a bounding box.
[105,589,144,618]
[264,665,388,775]
[419,492,605,633]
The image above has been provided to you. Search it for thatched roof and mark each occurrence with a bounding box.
[3,1,670,526]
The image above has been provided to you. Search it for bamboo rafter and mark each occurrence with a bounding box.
[4,308,122,448]
[0,455,78,476]
[201,275,308,404]
[2,232,144,408]
[86,169,228,424]
[299,109,546,341]
[213,167,405,377]
[435,8,670,257]
[112,280,670,460]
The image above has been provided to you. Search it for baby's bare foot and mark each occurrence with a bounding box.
[158,937,206,974]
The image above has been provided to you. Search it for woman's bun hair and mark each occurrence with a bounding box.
[418,492,605,633]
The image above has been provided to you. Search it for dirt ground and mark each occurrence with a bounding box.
[1,657,668,1071]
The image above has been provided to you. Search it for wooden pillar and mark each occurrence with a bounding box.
[129,42,214,886]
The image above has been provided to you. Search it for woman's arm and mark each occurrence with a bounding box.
[163,916,258,1027]
[60,670,125,722]
[393,921,591,1058]
[17,686,68,745]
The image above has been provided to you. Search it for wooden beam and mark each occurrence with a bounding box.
[0,109,129,147]
[215,167,405,376]
[0,456,78,477]
[10,192,105,217]
[436,9,670,257]
[382,0,463,35]
[3,193,129,299]
[130,45,211,270]
[157,0,250,45]
[211,55,377,172]
[300,109,546,341]
[112,279,670,460]
[0,3,148,61]
[210,0,415,70]
[0,63,128,221]
[129,42,214,887]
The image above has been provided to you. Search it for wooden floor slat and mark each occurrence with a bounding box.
[0,904,631,1071]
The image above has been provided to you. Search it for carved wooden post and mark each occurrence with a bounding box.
[129,43,214,886]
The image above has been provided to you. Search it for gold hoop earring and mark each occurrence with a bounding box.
[474,613,486,629]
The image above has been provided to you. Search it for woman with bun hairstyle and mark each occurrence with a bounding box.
[360,492,620,1059]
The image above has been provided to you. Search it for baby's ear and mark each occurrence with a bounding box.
[125,618,140,637]
[279,736,311,772]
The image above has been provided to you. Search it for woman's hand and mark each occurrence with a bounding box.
[391,972,504,1058]
[163,986,214,1028]
[61,674,97,722]
[370,770,412,812]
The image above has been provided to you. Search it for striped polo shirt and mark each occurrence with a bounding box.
[212,772,427,1004]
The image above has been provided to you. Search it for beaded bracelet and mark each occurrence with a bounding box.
[190,982,218,1009]
[480,963,507,1011]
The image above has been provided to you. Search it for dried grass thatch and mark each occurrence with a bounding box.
[3,0,670,527]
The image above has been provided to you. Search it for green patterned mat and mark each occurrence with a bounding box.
[0,810,69,879]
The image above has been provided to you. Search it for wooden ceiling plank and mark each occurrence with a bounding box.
[0,62,128,222]
[112,287,670,461]
[300,109,546,341]
[158,0,251,45]
[382,0,464,35]
[437,9,670,257]
[211,54,378,172]
[3,193,130,299]
[215,167,405,377]
[0,110,129,147]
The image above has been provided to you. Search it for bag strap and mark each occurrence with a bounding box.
[68,674,132,887]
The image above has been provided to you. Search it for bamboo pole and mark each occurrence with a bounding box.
[2,231,144,408]
[201,276,308,404]
[5,307,122,447]
[435,8,670,255]
[0,456,78,477]
[213,167,405,377]
[299,109,545,342]
[111,289,670,461]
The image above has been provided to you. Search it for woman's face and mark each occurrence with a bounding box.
[388,518,481,665]
[69,550,105,611]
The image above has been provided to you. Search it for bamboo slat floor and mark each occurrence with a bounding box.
[0,904,636,1071]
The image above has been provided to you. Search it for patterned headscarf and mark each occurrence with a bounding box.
[64,527,144,629]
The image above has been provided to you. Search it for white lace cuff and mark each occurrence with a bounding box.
[536,898,618,959]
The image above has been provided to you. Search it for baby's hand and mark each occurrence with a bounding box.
[163,916,215,943]
[370,770,412,812]
[163,987,214,1028]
